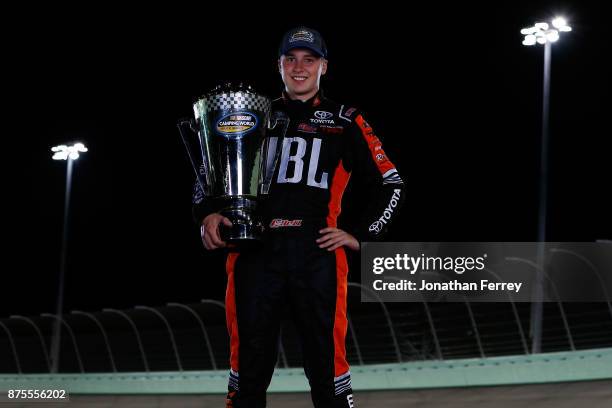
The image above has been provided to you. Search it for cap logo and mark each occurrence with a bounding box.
[290,30,315,43]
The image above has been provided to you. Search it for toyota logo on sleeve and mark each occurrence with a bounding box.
[369,221,383,233]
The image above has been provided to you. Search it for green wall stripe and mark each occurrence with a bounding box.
[1,347,612,394]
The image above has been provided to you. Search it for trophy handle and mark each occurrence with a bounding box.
[260,111,289,195]
[177,118,209,196]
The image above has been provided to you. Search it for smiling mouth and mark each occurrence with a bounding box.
[292,76,308,82]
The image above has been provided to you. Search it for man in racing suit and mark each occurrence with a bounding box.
[192,27,404,408]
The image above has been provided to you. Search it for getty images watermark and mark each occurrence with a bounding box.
[361,242,612,302]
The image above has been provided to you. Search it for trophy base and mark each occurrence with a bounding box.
[219,203,263,242]
[221,222,264,242]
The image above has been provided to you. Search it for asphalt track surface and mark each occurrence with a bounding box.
[3,380,612,407]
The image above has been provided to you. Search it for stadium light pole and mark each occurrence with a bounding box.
[49,142,88,373]
[521,17,571,354]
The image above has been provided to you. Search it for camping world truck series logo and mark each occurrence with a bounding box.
[215,112,258,138]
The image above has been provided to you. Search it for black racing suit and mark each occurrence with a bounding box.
[192,91,404,408]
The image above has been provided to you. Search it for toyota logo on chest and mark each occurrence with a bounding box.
[314,111,333,119]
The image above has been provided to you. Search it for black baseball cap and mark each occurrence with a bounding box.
[279,27,328,59]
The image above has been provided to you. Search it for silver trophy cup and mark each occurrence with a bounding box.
[178,83,288,242]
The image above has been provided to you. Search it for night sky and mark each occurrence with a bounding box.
[7,2,611,318]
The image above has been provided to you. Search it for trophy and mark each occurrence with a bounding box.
[178,82,288,242]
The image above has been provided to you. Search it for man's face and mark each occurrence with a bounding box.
[279,49,327,100]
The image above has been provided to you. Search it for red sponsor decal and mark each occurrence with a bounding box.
[298,123,317,133]
[269,218,303,228]
[320,126,344,135]
[345,107,357,117]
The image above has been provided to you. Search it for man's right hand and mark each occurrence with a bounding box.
[200,213,233,250]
